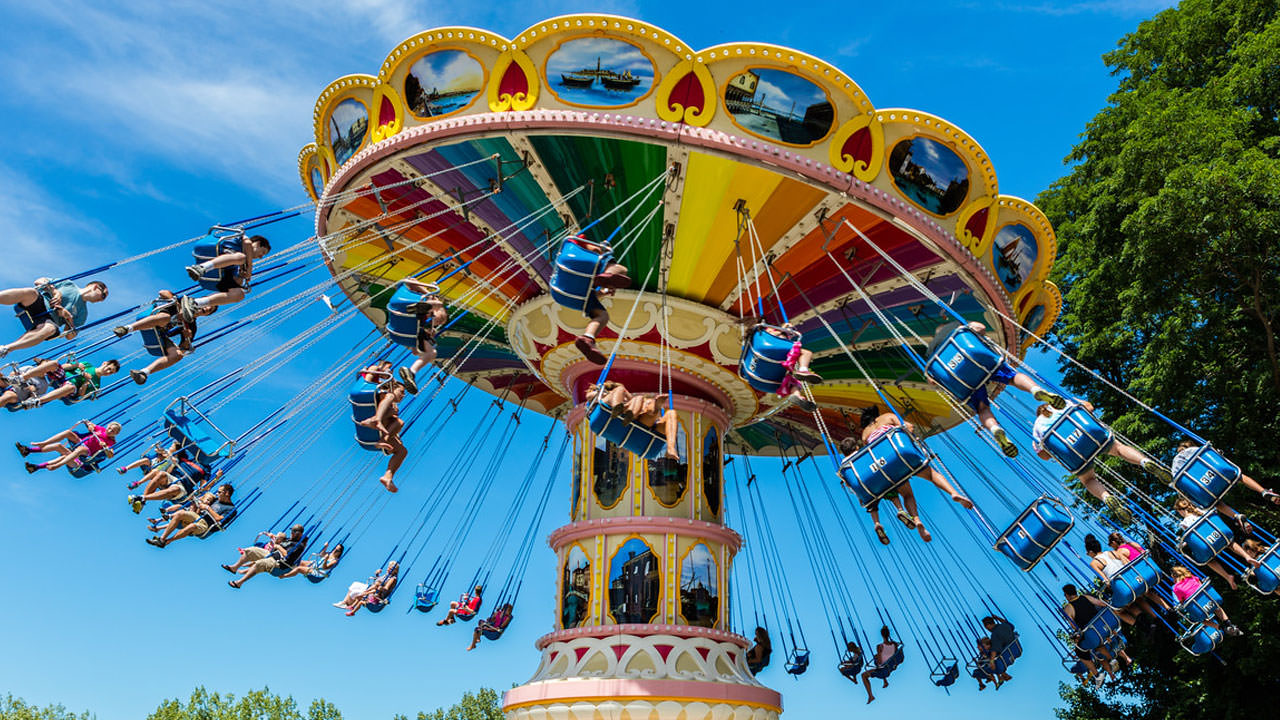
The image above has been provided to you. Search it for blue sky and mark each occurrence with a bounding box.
[0,1,1177,719]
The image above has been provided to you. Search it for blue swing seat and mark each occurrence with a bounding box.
[164,398,234,466]
[349,378,384,451]
[1040,404,1114,475]
[739,325,797,394]
[1177,582,1223,624]
[1106,554,1162,609]
[838,651,864,680]
[1064,658,1089,676]
[924,325,1004,404]
[1177,512,1234,566]
[192,230,245,292]
[1173,444,1241,508]
[67,454,105,478]
[196,506,238,539]
[549,239,612,314]
[385,283,436,350]
[865,644,905,679]
[1179,622,1223,656]
[785,648,810,675]
[1245,541,1280,594]
[588,402,667,461]
[14,287,57,332]
[1075,607,1121,652]
[931,659,959,687]
[137,306,184,357]
[413,585,440,613]
[837,427,929,509]
[481,611,512,640]
[995,495,1074,571]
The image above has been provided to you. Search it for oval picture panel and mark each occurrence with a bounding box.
[404,49,484,118]
[1020,303,1046,347]
[609,537,660,624]
[547,36,655,107]
[888,136,970,216]
[991,223,1039,294]
[327,98,369,166]
[724,67,833,146]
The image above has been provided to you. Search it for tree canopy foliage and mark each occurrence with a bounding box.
[1037,1,1280,718]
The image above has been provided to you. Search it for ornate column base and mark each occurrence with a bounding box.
[504,627,782,720]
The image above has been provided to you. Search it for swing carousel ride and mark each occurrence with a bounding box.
[12,13,1278,720]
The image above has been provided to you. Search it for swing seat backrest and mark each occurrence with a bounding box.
[1106,555,1162,609]
[995,495,1074,571]
[1173,444,1241,510]
[481,610,512,640]
[549,240,612,314]
[838,651,864,678]
[348,378,383,451]
[1178,622,1223,656]
[66,453,105,478]
[192,232,245,292]
[588,402,667,460]
[1042,404,1114,475]
[924,325,1003,404]
[1076,607,1120,652]
[137,307,182,357]
[454,593,482,621]
[998,636,1022,666]
[1245,542,1280,595]
[13,288,58,332]
[785,648,810,675]
[385,284,430,350]
[198,506,237,539]
[837,428,928,509]
[1177,512,1234,566]
[164,406,232,466]
[932,661,959,687]
[413,585,439,613]
[365,582,399,614]
[1177,582,1223,624]
[738,325,796,394]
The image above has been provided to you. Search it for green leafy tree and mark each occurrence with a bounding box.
[399,688,504,720]
[145,687,342,720]
[1037,1,1280,719]
[0,695,92,720]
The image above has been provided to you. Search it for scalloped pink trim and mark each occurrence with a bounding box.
[535,624,751,649]
[549,516,742,552]
[503,678,783,711]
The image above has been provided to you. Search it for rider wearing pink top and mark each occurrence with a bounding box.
[81,423,116,454]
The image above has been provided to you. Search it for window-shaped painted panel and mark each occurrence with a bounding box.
[888,136,969,216]
[724,67,833,146]
[561,545,591,629]
[702,427,721,516]
[593,435,629,509]
[309,166,324,199]
[571,427,583,517]
[327,98,369,166]
[403,50,484,119]
[609,537,660,624]
[991,223,1039,294]
[680,543,719,628]
[546,37,655,107]
[1019,304,1046,347]
[647,421,688,506]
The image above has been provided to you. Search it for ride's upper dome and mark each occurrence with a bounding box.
[301,14,1061,452]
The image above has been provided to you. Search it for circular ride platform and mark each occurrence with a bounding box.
[304,15,1060,720]
[302,14,1061,456]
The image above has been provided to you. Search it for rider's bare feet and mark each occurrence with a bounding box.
[953,494,975,509]
[380,476,398,493]
[917,522,932,542]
